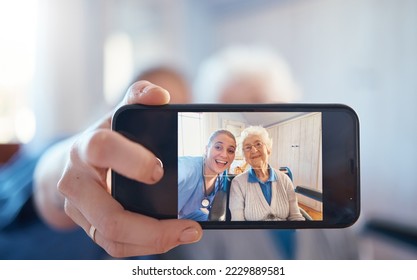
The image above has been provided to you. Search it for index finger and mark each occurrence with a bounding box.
[122,81,170,106]
[94,81,171,131]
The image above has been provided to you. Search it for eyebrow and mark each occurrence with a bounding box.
[244,140,262,146]
[214,141,236,148]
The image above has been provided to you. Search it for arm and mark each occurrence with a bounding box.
[33,81,203,257]
[281,174,305,221]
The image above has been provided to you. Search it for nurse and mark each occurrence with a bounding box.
[178,130,236,221]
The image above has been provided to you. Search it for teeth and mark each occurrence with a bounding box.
[216,160,227,164]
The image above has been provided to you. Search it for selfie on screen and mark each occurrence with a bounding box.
[177,111,323,222]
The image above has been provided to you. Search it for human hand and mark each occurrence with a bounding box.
[57,81,203,257]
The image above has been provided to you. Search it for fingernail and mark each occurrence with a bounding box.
[140,85,153,96]
[151,157,164,181]
[179,227,201,243]
[155,157,163,168]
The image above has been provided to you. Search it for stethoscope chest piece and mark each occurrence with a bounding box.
[201,198,210,208]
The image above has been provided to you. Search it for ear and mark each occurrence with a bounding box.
[266,146,272,155]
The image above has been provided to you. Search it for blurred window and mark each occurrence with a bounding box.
[0,1,38,144]
[178,112,204,156]
[103,33,134,106]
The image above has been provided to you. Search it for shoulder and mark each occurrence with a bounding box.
[233,171,250,182]
[179,156,203,171]
[273,168,294,190]
[275,169,288,180]
[178,156,202,183]
[231,171,250,191]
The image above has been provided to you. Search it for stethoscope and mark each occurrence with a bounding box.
[201,162,221,209]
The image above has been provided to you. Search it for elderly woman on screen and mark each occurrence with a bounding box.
[229,126,305,221]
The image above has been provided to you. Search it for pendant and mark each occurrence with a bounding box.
[201,198,210,208]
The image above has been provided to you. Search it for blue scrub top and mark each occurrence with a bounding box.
[178,156,222,221]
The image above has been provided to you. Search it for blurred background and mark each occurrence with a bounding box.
[1,0,416,259]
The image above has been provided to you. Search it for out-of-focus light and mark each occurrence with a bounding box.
[0,0,38,144]
[14,108,36,144]
[0,0,38,88]
[104,33,134,105]
[0,117,15,143]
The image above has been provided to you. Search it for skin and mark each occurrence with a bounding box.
[134,68,191,104]
[34,81,202,258]
[203,134,236,194]
[242,134,271,182]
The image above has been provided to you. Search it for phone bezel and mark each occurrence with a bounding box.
[112,103,360,229]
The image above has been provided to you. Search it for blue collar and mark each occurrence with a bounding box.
[248,166,277,183]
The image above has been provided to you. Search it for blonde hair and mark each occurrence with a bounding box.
[207,129,236,147]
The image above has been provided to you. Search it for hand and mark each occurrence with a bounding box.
[57,81,203,257]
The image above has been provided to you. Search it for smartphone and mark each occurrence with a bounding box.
[111,104,360,229]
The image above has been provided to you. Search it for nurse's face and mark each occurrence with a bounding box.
[205,133,236,175]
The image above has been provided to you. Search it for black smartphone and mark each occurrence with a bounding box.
[111,104,360,229]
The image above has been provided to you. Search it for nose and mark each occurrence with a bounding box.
[220,148,228,157]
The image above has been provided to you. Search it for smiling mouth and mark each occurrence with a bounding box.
[215,159,228,166]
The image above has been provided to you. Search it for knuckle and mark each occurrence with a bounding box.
[85,130,113,164]
[56,169,73,198]
[62,199,71,216]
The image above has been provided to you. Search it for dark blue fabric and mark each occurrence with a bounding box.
[0,147,41,229]
[270,229,296,259]
[0,144,108,259]
[0,198,107,260]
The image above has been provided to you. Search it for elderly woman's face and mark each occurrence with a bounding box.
[205,133,236,175]
[242,134,270,170]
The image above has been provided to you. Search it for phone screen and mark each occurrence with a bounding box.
[112,104,360,229]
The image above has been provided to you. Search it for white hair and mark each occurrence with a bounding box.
[240,126,273,152]
[193,44,301,103]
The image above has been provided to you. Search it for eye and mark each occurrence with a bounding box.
[214,144,223,151]
[243,146,251,152]
[255,142,263,149]
[227,148,236,154]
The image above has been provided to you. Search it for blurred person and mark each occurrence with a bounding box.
[132,65,191,104]
[178,130,236,221]
[193,45,301,104]
[160,44,359,259]
[229,125,304,222]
